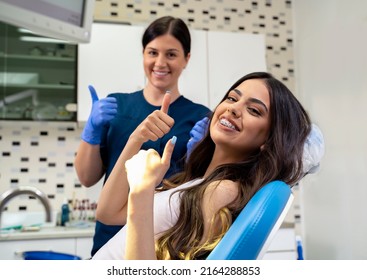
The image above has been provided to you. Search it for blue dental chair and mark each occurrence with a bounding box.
[207,180,293,260]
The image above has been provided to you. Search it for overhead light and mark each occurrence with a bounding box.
[18,28,34,34]
[19,36,71,44]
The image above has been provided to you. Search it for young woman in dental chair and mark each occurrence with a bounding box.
[92,71,312,260]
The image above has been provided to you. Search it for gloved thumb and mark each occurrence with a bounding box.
[88,85,99,104]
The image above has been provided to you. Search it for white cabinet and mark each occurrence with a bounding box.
[77,23,146,122]
[75,236,93,259]
[207,31,267,109]
[0,226,94,260]
[77,23,267,121]
[178,29,209,107]
[0,238,76,260]
[184,29,267,109]
[262,227,298,260]
[0,236,93,260]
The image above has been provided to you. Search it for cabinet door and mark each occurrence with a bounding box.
[0,238,76,260]
[207,31,267,109]
[178,29,209,107]
[262,227,297,260]
[77,23,146,122]
[75,237,93,259]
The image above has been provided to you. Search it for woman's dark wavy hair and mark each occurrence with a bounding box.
[142,16,191,57]
[155,72,311,259]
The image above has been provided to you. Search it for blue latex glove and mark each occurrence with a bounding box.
[186,117,210,161]
[302,123,325,175]
[81,85,118,145]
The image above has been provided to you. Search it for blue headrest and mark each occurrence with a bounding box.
[206,180,292,260]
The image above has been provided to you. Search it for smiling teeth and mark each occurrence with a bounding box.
[220,118,236,130]
[154,71,168,76]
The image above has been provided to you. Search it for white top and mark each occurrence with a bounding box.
[92,178,204,260]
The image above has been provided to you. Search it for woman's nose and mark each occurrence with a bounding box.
[227,105,241,118]
[155,54,167,66]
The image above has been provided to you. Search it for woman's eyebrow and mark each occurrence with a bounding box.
[233,88,242,96]
[146,46,179,52]
[233,88,268,112]
[248,97,268,112]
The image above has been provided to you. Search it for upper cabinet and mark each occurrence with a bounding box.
[77,23,146,122]
[207,31,267,109]
[0,21,77,121]
[77,23,267,122]
[177,29,209,108]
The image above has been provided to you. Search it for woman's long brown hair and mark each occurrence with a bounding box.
[155,72,311,259]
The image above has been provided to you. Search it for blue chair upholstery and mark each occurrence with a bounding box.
[206,180,293,260]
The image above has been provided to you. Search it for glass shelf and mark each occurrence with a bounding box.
[2,84,74,90]
[0,53,75,62]
[0,21,77,121]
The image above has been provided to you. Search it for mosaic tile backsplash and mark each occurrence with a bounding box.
[0,0,300,227]
[0,122,100,215]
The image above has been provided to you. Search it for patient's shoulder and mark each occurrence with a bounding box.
[205,180,239,206]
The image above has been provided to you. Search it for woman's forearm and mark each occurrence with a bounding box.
[95,135,144,225]
[74,141,104,187]
[125,186,156,260]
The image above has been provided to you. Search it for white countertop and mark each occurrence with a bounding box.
[0,224,95,241]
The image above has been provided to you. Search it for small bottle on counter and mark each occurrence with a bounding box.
[61,198,70,226]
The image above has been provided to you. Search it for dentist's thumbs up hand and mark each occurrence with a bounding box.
[131,91,174,145]
[81,85,118,145]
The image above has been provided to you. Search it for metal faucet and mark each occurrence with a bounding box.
[0,186,52,230]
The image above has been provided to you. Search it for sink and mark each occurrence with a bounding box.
[1,211,57,231]
[0,186,53,232]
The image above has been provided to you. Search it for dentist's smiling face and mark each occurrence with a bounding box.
[143,34,189,92]
[210,78,271,160]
